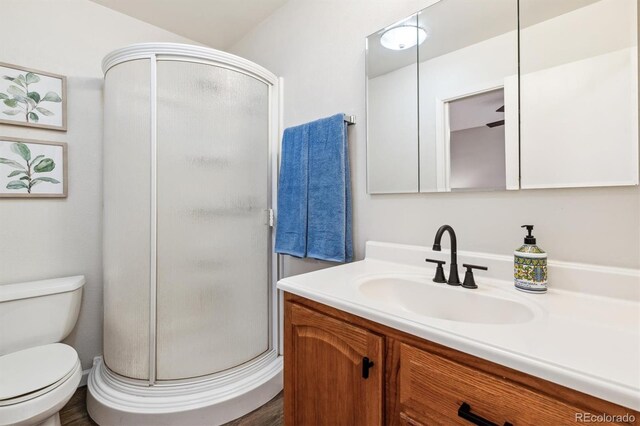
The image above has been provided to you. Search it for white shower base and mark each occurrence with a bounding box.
[87,351,283,425]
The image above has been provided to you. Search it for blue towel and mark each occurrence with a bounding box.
[275,113,352,263]
[274,123,309,258]
[307,114,352,262]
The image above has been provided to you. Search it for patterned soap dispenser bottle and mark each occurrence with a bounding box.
[514,225,547,293]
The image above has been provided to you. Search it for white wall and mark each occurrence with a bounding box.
[231,0,640,277]
[450,126,506,191]
[367,64,418,193]
[521,48,638,188]
[0,0,197,370]
[520,0,638,189]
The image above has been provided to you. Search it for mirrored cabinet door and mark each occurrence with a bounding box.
[365,0,638,194]
[418,0,519,193]
[519,0,639,189]
[366,14,420,194]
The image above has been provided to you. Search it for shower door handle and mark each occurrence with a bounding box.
[266,208,274,227]
[362,357,374,379]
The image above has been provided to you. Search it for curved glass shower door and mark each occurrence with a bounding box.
[103,59,152,380]
[155,60,270,380]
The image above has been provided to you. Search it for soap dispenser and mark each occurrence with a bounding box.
[514,225,547,293]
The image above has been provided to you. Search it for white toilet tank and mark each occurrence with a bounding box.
[0,276,85,356]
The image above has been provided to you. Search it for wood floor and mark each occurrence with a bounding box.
[59,387,96,426]
[60,386,283,426]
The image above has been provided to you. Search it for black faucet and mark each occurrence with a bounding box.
[432,225,461,285]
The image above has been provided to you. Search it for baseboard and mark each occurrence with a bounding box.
[79,367,91,388]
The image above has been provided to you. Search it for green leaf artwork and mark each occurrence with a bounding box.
[33,158,55,172]
[1,70,62,124]
[0,142,60,193]
[12,142,31,161]
[25,72,40,85]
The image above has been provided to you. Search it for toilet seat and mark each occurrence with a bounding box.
[0,344,78,406]
[0,344,82,426]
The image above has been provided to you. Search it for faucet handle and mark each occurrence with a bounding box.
[425,258,447,283]
[461,264,488,289]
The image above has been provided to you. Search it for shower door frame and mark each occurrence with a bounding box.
[102,44,282,386]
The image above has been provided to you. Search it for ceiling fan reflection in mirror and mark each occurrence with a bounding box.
[486,105,505,128]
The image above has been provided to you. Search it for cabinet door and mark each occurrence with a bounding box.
[519,0,638,189]
[284,302,383,426]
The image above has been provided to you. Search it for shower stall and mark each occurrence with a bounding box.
[87,43,282,425]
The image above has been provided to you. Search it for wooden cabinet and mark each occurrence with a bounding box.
[284,301,383,426]
[284,293,639,426]
[395,342,607,425]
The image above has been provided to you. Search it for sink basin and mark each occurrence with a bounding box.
[358,276,535,325]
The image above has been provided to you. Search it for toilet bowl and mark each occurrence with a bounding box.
[0,276,85,426]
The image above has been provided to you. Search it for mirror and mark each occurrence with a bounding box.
[519,0,638,189]
[366,15,420,193]
[366,0,639,194]
[417,0,518,192]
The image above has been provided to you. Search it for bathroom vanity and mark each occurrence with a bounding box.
[278,242,640,425]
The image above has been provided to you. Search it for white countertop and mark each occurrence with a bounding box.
[277,242,640,411]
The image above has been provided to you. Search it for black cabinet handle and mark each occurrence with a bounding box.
[362,357,374,379]
[458,402,513,426]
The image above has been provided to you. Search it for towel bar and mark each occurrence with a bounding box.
[344,115,356,126]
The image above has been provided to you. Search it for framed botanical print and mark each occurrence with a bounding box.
[0,137,67,198]
[0,62,67,131]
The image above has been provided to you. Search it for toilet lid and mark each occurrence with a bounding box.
[0,343,79,402]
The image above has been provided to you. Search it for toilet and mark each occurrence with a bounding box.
[0,276,85,426]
